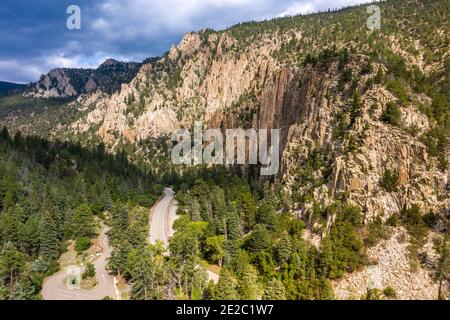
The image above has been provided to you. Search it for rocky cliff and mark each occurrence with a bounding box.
[27,59,142,98]
[53,1,448,225]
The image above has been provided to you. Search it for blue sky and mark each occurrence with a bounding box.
[0,0,371,83]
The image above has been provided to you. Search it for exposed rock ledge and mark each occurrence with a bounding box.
[333,227,445,300]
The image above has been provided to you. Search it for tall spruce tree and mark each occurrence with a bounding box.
[215,268,239,300]
[263,278,286,300]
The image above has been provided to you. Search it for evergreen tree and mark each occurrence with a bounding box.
[238,264,263,299]
[211,187,227,235]
[227,203,241,241]
[256,200,276,230]
[73,204,94,238]
[263,278,286,300]
[108,239,132,277]
[190,197,202,222]
[18,216,40,256]
[12,276,40,300]
[39,208,59,262]
[433,236,449,300]
[0,242,26,299]
[215,268,239,300]
[246,224,271,253]
[2,190,15,210]
[241,191,256,230]
[0,209,19,245]
[131,251,156,300]
[276,231,293,265]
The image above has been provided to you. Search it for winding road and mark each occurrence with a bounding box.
[149,187,177,246]
[41,226,117,300]
[149,187,219,283]
[42,187,218,300]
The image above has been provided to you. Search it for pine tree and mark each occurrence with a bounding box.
[18,216,40,256]
[256,200,276,230]
[73,175,87,204]
[108,239,132,277]
[73,204,94,238]
[0,126,10,142]
[12,276,39,300]
[131,250,157,300]
[227,203,241,241]
[0,209,19,245]
[211,187,227,235]
[246,224,271,253]
[190,197,202,222]
[39,208,59,262]
[0,242,26,299]
[263,278,286,300]
[276,231,293,265]
[215,268,239,300]
[241,191,256,230]
[433,236,449,300]
[239,264,263,299]
[2,190,15,210]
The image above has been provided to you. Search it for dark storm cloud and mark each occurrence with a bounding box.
[0,0,370,83]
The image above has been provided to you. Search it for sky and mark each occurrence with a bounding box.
[0,0,371,83]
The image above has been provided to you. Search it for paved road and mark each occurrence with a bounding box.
[149,187,176,246]
[149,188,219,283]
[41,226,117,300]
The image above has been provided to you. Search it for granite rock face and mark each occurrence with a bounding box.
[333,228,448,300]
[27,59,142,98]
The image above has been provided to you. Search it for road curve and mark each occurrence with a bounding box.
[41,226,117,300]
[149,187,176,246]
[149,188,219,283]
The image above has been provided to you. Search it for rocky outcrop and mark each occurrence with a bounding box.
[333,228,446,300]
[27,59,142,98]
[52,25,448,225]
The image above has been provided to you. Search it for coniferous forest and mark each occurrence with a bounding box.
[0,128,160,299]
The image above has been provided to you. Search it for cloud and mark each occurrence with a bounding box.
[0,0,373,83]
[278,2,315,16]
[0,59,43,84]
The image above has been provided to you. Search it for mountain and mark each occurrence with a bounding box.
[26,58,142,98]
[0,81,26,96]
[0,0,448,300]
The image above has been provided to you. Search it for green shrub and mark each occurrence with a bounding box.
[75,236,91,253]
[402,204,429,241]
[83,262,96,279]
[363,288,383,300]
[381,169,399,192]
[381,102,402,126]
[423,212,438,228]
[387,80,408,103]
[421,127,448,170]
[383,286,397,299]
[364,217,387,247]
[386,213,399,227]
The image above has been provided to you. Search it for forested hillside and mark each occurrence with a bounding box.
[0,82,26,97]
[0,127,161,299]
